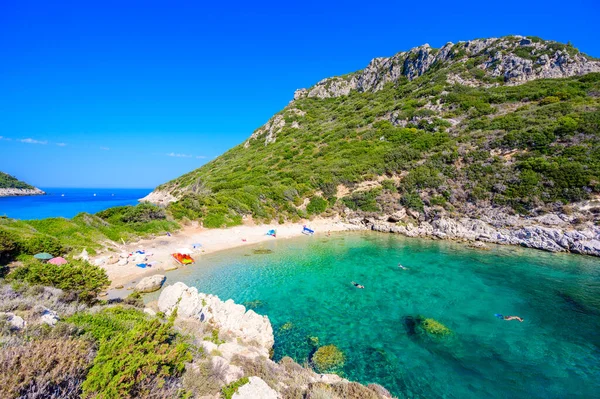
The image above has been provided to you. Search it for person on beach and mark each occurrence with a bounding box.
[352,281,364,289]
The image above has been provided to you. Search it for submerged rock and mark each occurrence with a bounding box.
[135,275,166,293]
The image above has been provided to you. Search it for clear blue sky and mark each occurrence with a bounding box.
[1,0,599,188]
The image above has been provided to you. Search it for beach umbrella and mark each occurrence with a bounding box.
[176,247,193,255]
[48,257,68,265]
[34,253,53,261]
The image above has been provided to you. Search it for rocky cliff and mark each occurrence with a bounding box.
[293,36,600,100]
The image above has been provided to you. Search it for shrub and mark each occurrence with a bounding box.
[307,196,328,215]
[400,192,424,212]
[0,338,94,399]
[78,311,191,398]
[0,229,18,263]
[9,259,109,304]
[311,345,345,373]
[221,377,249,399]
[23,236,65,256]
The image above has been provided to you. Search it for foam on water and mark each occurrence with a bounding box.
[149,231,600,398]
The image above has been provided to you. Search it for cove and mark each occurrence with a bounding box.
[147,231,600,398]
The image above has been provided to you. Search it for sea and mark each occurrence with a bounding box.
[146,231,600,399]
[0,188,151,220]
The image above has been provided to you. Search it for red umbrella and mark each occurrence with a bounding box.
[48,257,68,265]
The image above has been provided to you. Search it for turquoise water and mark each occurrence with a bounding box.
[152,232,600,398]
[0,188,151,219]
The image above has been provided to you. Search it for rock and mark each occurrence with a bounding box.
[79,248,89,262]
[115,285,124,289]
[40,309,59,326]
[135,275,166,293]
[0,312,26,330]
[0,187,45,197]
[117,258,128,266]
[144,308,157,316]
[387,209,406,222]
[139,189,178,205]
[231,376,277,399]
[158,282,274,357]
[106,256,119,265]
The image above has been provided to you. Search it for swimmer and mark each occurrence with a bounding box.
[495,314,524,322]
[398,263,408,270]
[351,281,365,289]
[503,315,524,322]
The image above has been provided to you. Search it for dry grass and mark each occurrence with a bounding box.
[0,338,94,398]
[181,361,222,398]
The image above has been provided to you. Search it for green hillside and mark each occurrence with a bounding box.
[154,36,600,226]
[0,172,36,190]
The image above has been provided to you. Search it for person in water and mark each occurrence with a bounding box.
[503,315,524,322]
[495,314,524,322]
[351,281,365,289]
[398,263,408,270]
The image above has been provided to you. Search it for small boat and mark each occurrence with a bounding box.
[61,194,65,197]
[172,253,194,265]
[93,193,97,197]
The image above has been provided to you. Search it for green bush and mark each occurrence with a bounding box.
[0,229,18,261]
[78,311,191,398]
[9,259,109,304]
[221,377,249,399]
[23,236,65,256]
[307,196,328,215]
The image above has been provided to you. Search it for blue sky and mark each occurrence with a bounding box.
[1,0,599,188]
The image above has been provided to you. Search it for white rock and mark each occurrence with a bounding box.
[135,275,166,293]
[40,309,59,326]
[232,376,278,399]
[158,282,274,357]
[0,312,26,330]
[143,308,157,316]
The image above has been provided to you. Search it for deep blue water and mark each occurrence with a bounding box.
[0,188,151,220]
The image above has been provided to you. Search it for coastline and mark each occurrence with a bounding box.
[100,217,359,291]
[101,210,600,296]
[0,187,45,197]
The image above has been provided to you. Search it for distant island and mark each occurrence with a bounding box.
[0,171,45,197]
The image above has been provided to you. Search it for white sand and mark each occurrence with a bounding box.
[98,217,357,289]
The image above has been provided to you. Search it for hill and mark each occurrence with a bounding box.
[143,35,600,255]
[0,172,45,196]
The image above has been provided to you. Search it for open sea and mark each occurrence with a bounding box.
[146,231,600,399]
[0,188,151,220]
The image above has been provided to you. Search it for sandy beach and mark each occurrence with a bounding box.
[96,217,358,290]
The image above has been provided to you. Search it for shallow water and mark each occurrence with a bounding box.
[150,232,600,398]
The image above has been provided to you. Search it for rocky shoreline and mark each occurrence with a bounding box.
[0,187,45,197]
[150,282,393,398]
[347,205,600,257]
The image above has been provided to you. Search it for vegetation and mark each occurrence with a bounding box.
[0,171,35,190]
[154,38,600,221]
[8,259,109,303]
[311,344,345,373]
[221,376,249,399]
[0,204,179,263]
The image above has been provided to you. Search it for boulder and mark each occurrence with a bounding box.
[1,312,26,330]
[158,282,274,357]
[40,308,59,326]
[232,376,277,399]
[135,275,166,293]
